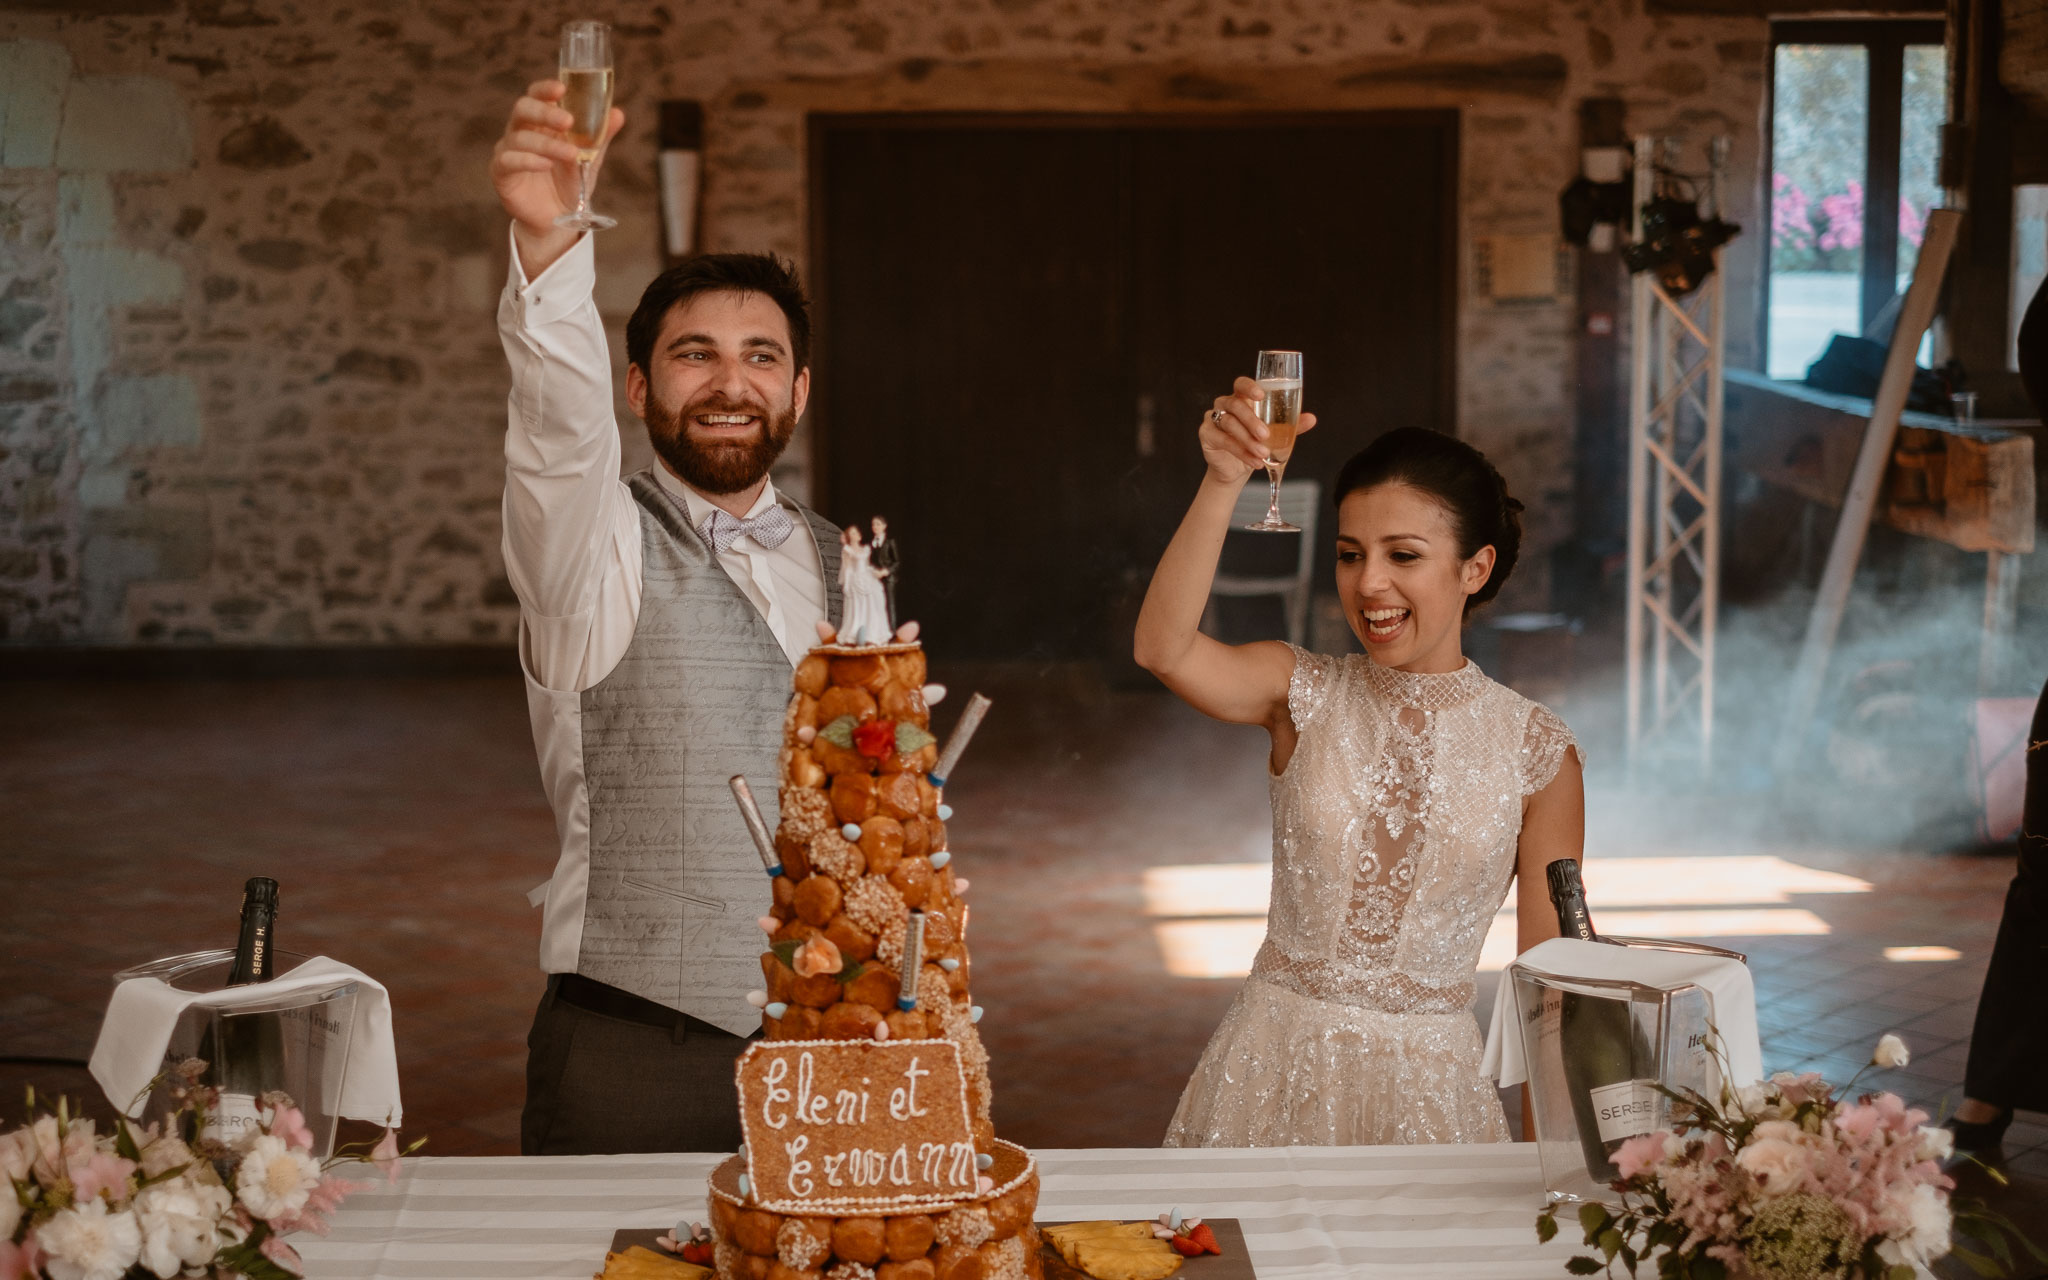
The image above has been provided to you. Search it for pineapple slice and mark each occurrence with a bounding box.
[1042,1222,1184,1280]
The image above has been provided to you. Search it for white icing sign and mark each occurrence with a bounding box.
[736,1040,978,1212]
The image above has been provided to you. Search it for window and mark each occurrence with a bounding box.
[1765,20,1947,380]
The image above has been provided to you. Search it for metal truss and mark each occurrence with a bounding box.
[1624,137,1729,770]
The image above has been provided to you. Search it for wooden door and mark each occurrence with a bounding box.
[813,115,1456,660]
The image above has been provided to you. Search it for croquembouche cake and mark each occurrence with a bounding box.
[702,612,1043,1280]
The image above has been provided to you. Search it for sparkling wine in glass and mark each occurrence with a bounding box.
[553,21,617,232]
[1244,350,1303,532]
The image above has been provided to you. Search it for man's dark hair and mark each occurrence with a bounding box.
[624,252,812,376]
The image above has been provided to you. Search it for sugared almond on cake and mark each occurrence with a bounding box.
[708,617,1043,1280]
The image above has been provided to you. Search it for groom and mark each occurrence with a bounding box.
[491,81,841,1154]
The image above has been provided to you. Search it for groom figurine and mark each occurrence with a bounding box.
[491,83,843,1155]
[870,516,901,630]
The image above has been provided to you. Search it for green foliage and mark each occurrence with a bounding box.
[895,722,936,755]
[818,716,857,749]
[1537,1211,1559,1244]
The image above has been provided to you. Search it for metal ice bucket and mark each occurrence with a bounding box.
[111,949,359,1160]
[1509,937,1746,1207]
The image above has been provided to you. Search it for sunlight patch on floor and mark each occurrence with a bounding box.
[1145,856,1871,980]
[1883,945,1962,962]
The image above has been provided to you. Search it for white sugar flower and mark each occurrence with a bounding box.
[1872,1033,1911,1069]
[38,1197,143,1280]
[134,1179,231,1278]
[234,1134,321,1220]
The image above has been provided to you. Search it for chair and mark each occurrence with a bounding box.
[1204,478,1321,648]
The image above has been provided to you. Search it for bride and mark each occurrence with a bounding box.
[1134,381,1584,1147]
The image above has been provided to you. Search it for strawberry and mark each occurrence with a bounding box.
[1168,1234,1204,1258]
[680,1241,715,1265]
[1179,1223,1221,1256]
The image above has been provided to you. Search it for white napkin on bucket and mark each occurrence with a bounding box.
[1482,937,1762,1089]
[90,956,403,1126]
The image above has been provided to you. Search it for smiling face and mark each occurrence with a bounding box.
[626,289,810,496]
[1334,482,1496,673]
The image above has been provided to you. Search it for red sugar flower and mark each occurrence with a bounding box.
[852,720,897,759]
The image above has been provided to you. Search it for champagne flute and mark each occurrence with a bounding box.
[553,20,618,232]
[1243,349,1303,532]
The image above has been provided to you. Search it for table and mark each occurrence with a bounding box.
[300,1144,1586,1279]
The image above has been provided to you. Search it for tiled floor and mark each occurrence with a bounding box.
[3,665,2042,1248]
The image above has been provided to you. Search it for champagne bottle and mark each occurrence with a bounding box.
[199,877,284,1143]
[1545,859,1658,1182]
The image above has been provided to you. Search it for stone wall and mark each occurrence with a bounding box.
[0,0,1764,645]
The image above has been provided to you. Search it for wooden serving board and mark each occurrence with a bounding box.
[1040,1219,1255,1280]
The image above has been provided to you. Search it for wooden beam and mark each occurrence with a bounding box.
[1774,208,1964,773]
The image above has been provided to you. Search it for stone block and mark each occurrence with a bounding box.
[56,173,114,244]
[80,504,210,632]
[217,116,311,169]
[0,41,71,169]
[55,76,192,173]
[95,373,202,452]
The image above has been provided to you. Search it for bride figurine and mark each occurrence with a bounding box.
[1135,387,1584,1147]
[837,524,894,646]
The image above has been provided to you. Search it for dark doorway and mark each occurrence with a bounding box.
[813,114,1459,661]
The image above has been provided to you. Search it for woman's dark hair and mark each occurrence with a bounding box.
[625,252,813,375]
[1331,427,1524,615]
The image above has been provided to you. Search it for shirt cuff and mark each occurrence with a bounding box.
[502,223,597,328]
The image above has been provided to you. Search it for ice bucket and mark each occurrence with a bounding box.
[1509,937,1746,1206]
[110,949,360,1160]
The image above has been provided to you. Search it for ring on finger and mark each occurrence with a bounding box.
[1210,409,1228,425]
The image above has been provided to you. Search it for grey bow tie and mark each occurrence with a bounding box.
[698,505,796,555]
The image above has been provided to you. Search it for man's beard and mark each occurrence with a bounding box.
[644,389,798,495]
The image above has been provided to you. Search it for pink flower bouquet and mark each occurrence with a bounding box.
[1,1060,419,1280]
[1536,1036,2043,1279]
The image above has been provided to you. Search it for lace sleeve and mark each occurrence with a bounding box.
[1284,643,1337,733]
[1520,703,1582,796]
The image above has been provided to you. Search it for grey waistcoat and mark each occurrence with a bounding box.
[577,469,842,1036]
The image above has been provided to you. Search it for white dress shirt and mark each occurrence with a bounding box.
[496,227,829,974]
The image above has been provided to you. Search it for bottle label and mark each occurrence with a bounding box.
[1587,1079,1663,1145]
[204,1092,266,1145]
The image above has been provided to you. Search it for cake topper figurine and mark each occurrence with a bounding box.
[835,524,894,646]
[870,516,901,630]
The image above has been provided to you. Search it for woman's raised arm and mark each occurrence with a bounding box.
[1134,378,1317,732]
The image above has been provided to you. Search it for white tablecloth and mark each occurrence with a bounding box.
[301,1144,1586,1279]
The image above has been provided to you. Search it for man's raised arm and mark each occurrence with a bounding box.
[491,82,637,690]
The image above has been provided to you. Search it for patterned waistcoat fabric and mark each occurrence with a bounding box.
[577,469,843,1035]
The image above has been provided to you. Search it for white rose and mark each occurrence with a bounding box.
[137,1134,197,1180]
[0,1125,34,1182]
[1872,1033,1911,1069]
[1903,1181,1951,1262]
[234,1133,320,1220]
[1734,1082,1771,1116]
[38,1197,143,1280]
[0,1181,20,1239]
[1916,1124,1955,1162]
[1735,1122,1814,1190]
[134,1179,232,1279]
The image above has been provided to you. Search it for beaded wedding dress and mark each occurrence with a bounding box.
[1165,645,1579,1147]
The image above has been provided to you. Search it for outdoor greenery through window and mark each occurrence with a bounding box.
[1767,22,1947,380]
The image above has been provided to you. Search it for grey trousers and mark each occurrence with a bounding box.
[520,976,748,1155]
